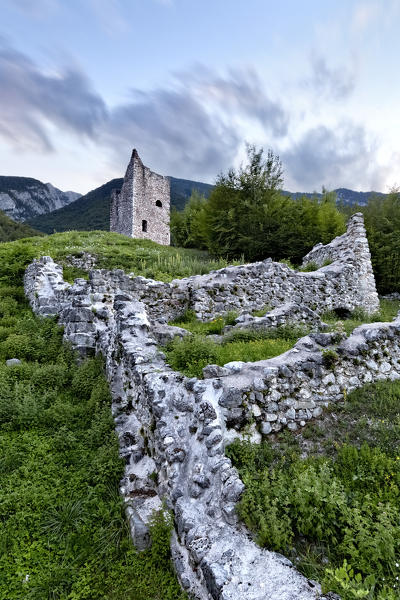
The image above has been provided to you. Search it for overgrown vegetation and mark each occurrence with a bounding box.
[226,380,400,600]
[0,246,186,599]
[322,299,400,335]
[165,300,400,378]
[171,146,400,295]
[0,230,241,286]
[164,314,308,377]
[171,145,346,264]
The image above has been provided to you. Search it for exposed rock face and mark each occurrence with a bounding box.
[0,177,80,221]
[110,149,170,245]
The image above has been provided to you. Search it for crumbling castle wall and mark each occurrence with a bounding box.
[24,250,399,600]
[98,213,380,324]
[110,149,170,245]
[23,214,391,599]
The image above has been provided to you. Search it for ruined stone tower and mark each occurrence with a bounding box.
[110,149,170,245]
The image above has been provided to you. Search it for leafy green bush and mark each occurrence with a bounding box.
[165,335,218,377]
[30,363,71,392]
[228,435,400,598]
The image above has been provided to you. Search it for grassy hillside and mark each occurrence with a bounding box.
[27,178,123,234]
[1,230,399,599]
[0,209,42,242]
[0,230,240,286]
[28,177,214,234]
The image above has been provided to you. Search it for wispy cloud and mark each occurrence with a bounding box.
[352,1,380,32]
[283,121,386,191]
[0,39,288,180]
[102,66,289,179]
[0,39,106,152]
[0,38,390,190]
[304,53,356,100]
[352,0,400,33]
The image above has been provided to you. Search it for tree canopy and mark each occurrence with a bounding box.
[172,145,346,265]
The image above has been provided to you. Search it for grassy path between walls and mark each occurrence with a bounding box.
[0,238,187,599]
[164,301,400,379]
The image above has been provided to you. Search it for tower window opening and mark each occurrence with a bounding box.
[142,220,148,232]
[156,200,162,207]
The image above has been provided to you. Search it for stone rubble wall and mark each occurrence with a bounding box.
[301,214,378,313]
[206,321,400,438]
[22,215,383,599]
[24,256,332,600]
[96,213,380,324]
[223,302,324,335]
[187,213,378,318]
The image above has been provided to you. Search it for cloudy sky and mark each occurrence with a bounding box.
[1,0,399,194]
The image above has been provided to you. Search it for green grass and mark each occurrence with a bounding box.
[226,380,400,600]
[0,230,241,286]
[322,299,400,335]
[171,309,238,335]
[0,246,186,598]
[251,304,273,317]
[164,325,307,378]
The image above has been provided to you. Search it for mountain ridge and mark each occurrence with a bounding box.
[0,173,384,234]
[27,176,215,233]
[0,176,81,222]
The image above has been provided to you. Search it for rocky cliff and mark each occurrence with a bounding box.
[0,176,80,221]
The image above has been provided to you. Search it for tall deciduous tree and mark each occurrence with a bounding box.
[203,145,345,262]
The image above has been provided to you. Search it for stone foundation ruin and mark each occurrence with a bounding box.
[24,214,399,600]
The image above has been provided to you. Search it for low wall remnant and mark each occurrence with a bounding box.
[23,214,390,600]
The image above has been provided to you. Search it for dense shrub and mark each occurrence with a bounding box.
[172,146,346,265]
[227,379,400,600]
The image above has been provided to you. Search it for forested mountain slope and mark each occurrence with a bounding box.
[0,209,41,242]
[27,176,214,233]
